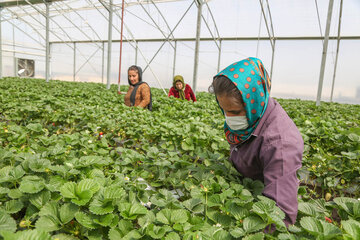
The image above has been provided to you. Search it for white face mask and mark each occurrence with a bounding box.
[225,115,249,130]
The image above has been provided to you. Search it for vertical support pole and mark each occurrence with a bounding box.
[330,0,343,102]
[101,42,104,84]
[0,7,2,79]
[173,40,177,77]
[192,0,203,92]
[316,0,334,106]
[135,42,138,65]
[13,21,16,77]
[106,0,113,90]
[49,42,52,79]
[45,1,50,82]
[270,39,275,79]
[73,42,76,81]
[117,0,125,93]
[217,40,222,73]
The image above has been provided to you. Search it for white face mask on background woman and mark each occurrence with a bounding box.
[225,115,249,130]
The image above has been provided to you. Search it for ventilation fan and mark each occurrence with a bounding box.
[17,58,35,77]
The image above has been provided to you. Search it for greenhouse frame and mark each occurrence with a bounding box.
[0,0,360,104]
[1,1,360,239]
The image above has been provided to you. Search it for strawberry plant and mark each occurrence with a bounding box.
[0,77,359,239]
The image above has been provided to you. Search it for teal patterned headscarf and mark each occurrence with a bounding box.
[215,57,271,145]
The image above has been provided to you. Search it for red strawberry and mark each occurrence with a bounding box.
[325,217,332,223]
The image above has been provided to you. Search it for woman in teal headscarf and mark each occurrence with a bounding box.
[210,57,303,227]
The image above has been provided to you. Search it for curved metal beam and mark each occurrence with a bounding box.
[2,15,45,48]
[330,0,343,102]
[6,8,46,42]
[137,0,175,49]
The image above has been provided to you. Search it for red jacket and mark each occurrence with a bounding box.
[168,84,196,102]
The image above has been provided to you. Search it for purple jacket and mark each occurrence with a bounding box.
[229,97,303,226]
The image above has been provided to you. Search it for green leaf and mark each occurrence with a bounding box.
[93,214,114,227]
[1,229,52,240]
[29,159,51,173]
[226,202,249,220]
[52,233,79,240]
[71,190,93,206]
[300,216,342,239]
[0,211,16,232]
[46,176,67,192]
[277,233,298,240]
[109,227,142,240]
[243,216,267,233]
[182,198,203,213]
[29,190,51,209]
[171,209,188,224]
[208,194,223,207]
[85,229,103,240]
[103,185,125,199]
[35,215,61,232]
[348,133,360,142]
[122,230,142,240]
[7,189,22,199]
[75,212,96,229]
[149,196,167,207]
[60,203,79,224]
[0,187,10,194]
[333,197,360,219]
[156,209,171,225]
[117,219,133,235]
[39,201,59,218]
[243,232,265,240]
[24,204,39,219]
[146,224,166,239]
[206,210,233,226]
[60,182,77,199]
[19,176,45,194]
[60,181,94,206]
[77,179,100,194]
[230,228,245,238]
[3,199,23,214]
[342,219,360,240]
[89,190,115,215]
[109,214,119,228]
[138,211,156,228]
[268,213,287,232]
[26,123,43,132]
[298,202,319,217]
[0,166,12,183]
[8,165,25,181]
[165,232,180,240]
[213,229,232,240]
[108,228,123,240]
[128,203,147,217]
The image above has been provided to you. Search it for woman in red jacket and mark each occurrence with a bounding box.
[168,75,196,102]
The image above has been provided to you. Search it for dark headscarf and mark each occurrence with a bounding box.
[128,65,152,111]
[128,65,143,86]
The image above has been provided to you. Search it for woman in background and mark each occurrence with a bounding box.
[168,75,196,102]
[124,65,152,111]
